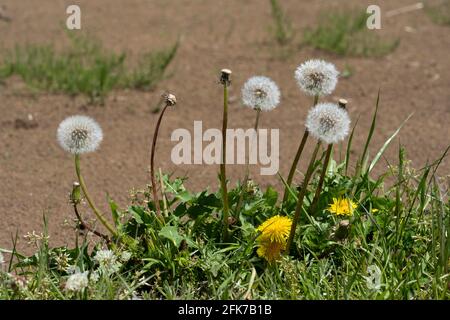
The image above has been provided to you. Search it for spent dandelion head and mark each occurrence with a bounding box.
[295,59,339,96]
[242,76,281,111]
[57,115,103,155]
[328,197,357,216]
[306,102,350,144]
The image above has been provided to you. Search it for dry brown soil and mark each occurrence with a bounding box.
[0,0,449,253]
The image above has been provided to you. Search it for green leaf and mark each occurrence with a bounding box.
[159,226,184,247]
[264,187,278,207]
[107,193,120,227]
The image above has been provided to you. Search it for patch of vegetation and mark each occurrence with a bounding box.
[0,34,178,103]
[269,0,293,45]
[1,96,449,299]
[303,10,399,57]
[426,0,450,26]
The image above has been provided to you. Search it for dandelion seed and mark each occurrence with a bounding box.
[328,197,357,216]
[57,115,103,154]
[306,103,350,144]
[364,265,382,291]
[65,271,89,292]
[242,76,281,111]
[294,59,339,96]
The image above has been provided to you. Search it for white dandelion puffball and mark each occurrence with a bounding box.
[65,271,89,292]
[242,76,281,111]
[306,103,350,144]
[57,115,103,154]
[294,59,339,96]
[0,252,4,265]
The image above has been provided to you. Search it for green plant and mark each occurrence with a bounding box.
[269,0,293,45]
[0,34,178,103]
[303,10,399,57]
[426,0,450,25]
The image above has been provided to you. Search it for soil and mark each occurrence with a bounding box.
[0,0,449,254]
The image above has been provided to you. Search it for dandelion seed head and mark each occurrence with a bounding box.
[242,76,281,111]
[306,103,350,144]
[57,115,103,154]
[0,252,4,265]
[294,59,339,96]
[65,271,89,292]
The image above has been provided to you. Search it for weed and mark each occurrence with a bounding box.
[303,10,399,57]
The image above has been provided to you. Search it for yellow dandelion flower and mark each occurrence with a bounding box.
[256,241,285,263]
[328,197,357,216]
[257,215,292,243]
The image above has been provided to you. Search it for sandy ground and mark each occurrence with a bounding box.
[0,0,449,253]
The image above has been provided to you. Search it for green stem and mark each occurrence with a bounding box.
[150,103,170,220]
[74,154,118,237]
[310,144,333,214]
[220,83,230,240]
[285,141,321,254]
[235,108,261,214]
[283,129,309,203]
[282,95,318,203]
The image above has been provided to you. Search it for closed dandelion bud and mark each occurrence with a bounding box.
[294,59,339,96]
[333,219,350,241]
[70,182,81,205]
[306,103,351,145]
[242,76,281,111]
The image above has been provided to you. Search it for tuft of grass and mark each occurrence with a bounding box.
[0,34,178,103]
[303,10,399,57]
[426,0,450,25]
[269,0,293,45]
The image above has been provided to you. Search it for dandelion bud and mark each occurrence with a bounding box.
[294,59,339,96]
[220,68,232,86]
[57,115,103,154]
[70,182,81,205]
[306,103,350,145]
[242,76,281,111]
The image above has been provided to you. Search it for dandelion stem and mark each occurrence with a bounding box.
[72,203,110,243]
[310,144,333,214]
[150,103,170,220]
[74,154,118,237]
[235,108,261,214]
[282,95,318,203]
[220,69,231,241]
[285,140,321,254]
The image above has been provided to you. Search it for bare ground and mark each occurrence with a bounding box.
[0,0,449,253]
